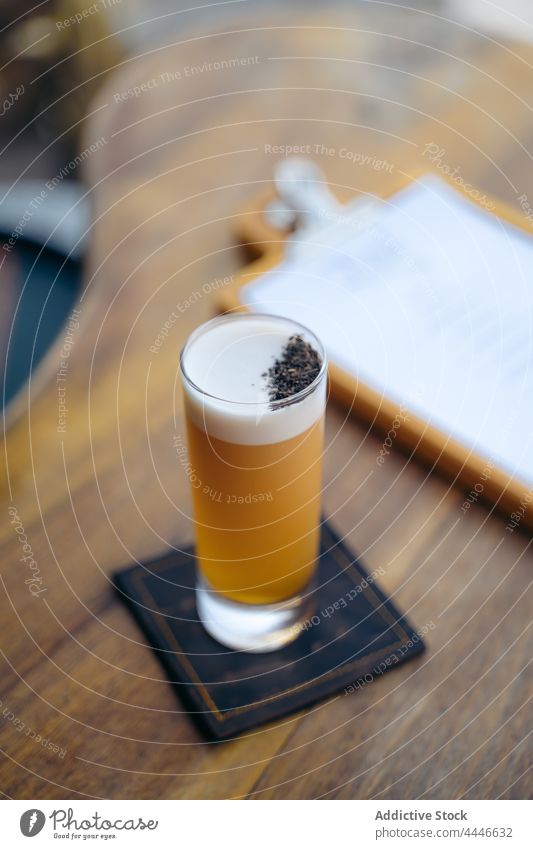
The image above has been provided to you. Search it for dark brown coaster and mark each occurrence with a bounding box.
[113,522,425,739]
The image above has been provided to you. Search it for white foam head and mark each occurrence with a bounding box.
[180,314,327,445]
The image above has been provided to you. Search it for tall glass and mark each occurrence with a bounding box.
[180,313,327,652]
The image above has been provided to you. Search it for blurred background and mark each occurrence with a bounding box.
[2,0,533,414]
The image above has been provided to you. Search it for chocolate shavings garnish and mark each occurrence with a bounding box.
[262,334,322,402]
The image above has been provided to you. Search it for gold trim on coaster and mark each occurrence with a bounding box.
[129,527,413,723]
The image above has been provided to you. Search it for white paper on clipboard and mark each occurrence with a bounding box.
[241,175,533,488]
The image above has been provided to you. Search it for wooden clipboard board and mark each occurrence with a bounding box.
[216,168,533,531]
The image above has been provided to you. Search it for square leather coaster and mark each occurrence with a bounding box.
[113,522,425,739]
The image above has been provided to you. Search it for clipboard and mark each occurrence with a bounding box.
[215,165,533,531]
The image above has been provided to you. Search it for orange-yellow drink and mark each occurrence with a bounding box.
[180,314,327,652]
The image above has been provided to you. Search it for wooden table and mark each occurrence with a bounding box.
[1,7,531,799]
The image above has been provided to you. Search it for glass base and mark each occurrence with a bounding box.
[195,575,316,653]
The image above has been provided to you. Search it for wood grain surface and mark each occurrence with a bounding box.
[0,8,531,799]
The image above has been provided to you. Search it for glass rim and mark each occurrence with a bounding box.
[179,312,327,408]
